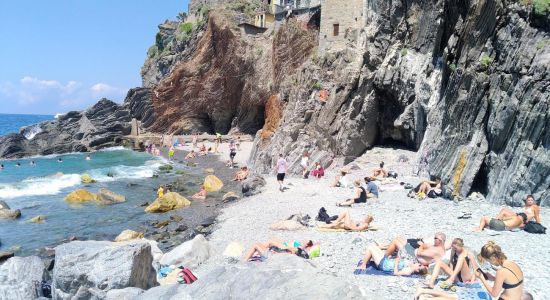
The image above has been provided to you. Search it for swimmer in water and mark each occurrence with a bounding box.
[30,160,36,166]
[57,158,63,163]
[0,164,4,169]
[85,155,91,161]
[16,162,21,167]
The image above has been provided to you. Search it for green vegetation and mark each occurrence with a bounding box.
[199,5,211,17]
[312,82,322,90]
[533,0,550,15]
[177,12,188,22]
[155,32,164,51]
[479,54,493,69]
[147,45,158,58]
[400,48,408,56]
[227,1,261,18]
[179,22,193,35]
[449,63,457,72]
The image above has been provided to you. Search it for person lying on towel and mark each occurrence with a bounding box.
[317,210,373,231]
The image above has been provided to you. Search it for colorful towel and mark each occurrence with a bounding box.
[353,260,423,278]
[455,283,491,300]
[317,227,378,232]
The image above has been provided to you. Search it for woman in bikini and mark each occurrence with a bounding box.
[424,238,475,289]
[243,238,316,261]
[476,241,524,300]
[318,210,373,231]
[356,243,427,276]
[336,180,367,206]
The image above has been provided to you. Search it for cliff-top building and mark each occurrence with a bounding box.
[318,0,366,52]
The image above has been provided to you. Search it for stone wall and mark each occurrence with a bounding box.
[318,0,365,52]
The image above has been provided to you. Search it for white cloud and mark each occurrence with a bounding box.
[0,76,127,114]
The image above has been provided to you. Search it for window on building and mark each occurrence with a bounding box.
[333,24,339,36]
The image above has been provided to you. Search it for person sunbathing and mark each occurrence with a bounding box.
[373,162,388,178]
[232,166,250,181]
[243,238,316,262]
[330,169,351,187]
[318,210,373,231]
[409,176,443,199]
[198,144,208,156]
[185,150,196,160]
[356,243,427,276]
[336,180,368,206]
[496,195,542,224]
[383,233,447,267]
[192,186,207,200]
[474,212,527,232]
[424,238,475,289]
[413,289,533,300]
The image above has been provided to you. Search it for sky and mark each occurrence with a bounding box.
[0,0,189,115]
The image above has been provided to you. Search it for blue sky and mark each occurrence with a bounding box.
[0,1,189,115]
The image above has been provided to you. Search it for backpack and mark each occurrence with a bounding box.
[524,221,546,234]
[177,267,198,284]
[316,207,337,224]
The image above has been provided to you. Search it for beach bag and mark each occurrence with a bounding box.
[177,267,198,284]
[388,171,398,178]
[316,207,332,224]
[524,221,546,234]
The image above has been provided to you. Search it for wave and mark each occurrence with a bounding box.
[20,124,43,140]
[0,160,162,199]
[0,174,81,199]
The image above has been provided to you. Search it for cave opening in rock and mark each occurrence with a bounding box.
[307,9,321,31]
[470,161,489,195]
[374,89,417,151]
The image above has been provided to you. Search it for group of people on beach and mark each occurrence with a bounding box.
[242,152,543,299]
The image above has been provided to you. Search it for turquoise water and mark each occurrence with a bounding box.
[0,113,53,136]
[0,148,171,254]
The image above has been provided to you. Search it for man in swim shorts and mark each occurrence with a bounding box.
[474,212,527,232]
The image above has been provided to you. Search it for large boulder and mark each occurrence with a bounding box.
[64,189,97,203]
[52,240,158,299]
[145,192,191,213]
[105,287,144,300]
[203,175,223,192]
[0,201,21,219]
[183,255,364,298]
[97,188,126,205]
[0,256,48,299]
[159,234,210,269]
[114,230,144,242]
[241,174,266,197]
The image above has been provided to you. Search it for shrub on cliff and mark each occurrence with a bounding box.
[180,22,193,35]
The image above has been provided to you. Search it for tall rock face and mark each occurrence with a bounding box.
[250,0,550,206]
[143,10,316,135]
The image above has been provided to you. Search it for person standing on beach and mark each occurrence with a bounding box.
[168,146,175,161]
[276,154,288,192]
[192,133,198,148]
[229,139,237,167]
[214,133,222,153]
[236,136,241,150]
[157,185,164,198]
[300,151,309,178]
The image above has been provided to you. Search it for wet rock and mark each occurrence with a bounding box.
[29,215,46,223]
[0,251,15,262]
[64,189,97,203]
[222,191,239,203]
[114,230,144,242]
[97,188,126,205]
[140,201,149,207]
[0,201,21,219]
[145,192,191,213]
[80,174,96,184]
[174,223,188,232]
[169,215,183,222]
[241,174,266,197]
[153,220,171,229]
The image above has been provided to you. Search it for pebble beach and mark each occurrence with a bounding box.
[191,143,549,299]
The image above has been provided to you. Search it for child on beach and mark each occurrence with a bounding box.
[275,154,288,192]
[232,166,250,181]
[185,150,196,160]
[168,146,175,161]
[192,186,207,200]
[157,185,164,198]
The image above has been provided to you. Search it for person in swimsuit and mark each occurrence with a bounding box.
[373,162,389,178]
[495,195,542,224]
[424,238,475,288]
[336,180,368,206]
[474,212,527,232]
[192,186,208,200]
[185,150,196,160]
[243,238,316,262]
[475,241,524,300]
[410,176,442,199]
[383,233,447,267]
[356,243,427,276]
[318,210,373,231]
[232,166,250,181]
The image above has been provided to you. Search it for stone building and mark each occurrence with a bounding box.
[318,0,365,52]
[255,0,322,28]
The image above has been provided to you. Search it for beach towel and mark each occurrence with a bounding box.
[353,261,423,278]
[454,283,491,300]
[317,226,378,232]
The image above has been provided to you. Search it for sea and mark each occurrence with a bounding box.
[0,114,208,255]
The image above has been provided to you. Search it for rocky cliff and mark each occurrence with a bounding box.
[247,0,549,206]
[0,88,151,158]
